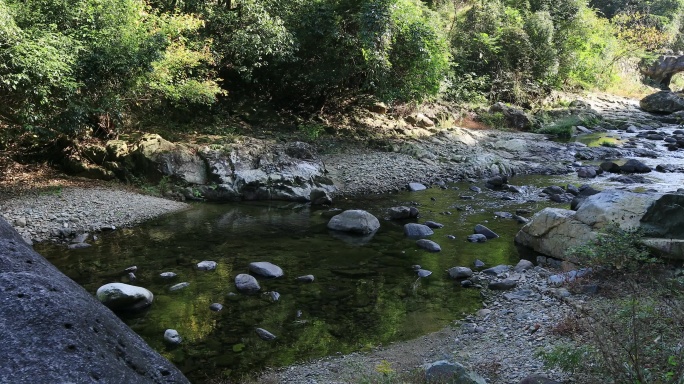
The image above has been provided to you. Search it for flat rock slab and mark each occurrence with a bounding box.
[408,182,427,191]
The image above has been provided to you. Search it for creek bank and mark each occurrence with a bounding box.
[258,262,578,384]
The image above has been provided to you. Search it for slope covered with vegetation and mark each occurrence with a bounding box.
[0,0,683,140]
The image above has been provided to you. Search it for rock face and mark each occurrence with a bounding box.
[640,91,684,114]
[96,283,154,312]
[640,54,684,90]
[0,218,188,383]
[515,190,684,260]
[327,210,380,235]
[77,134,336,203]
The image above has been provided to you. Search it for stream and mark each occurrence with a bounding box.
[35,174,576,382]
[35,122,684,382]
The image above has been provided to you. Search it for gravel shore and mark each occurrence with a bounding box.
[0,187,188,244]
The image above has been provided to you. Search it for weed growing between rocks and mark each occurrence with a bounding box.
[540,225,684,383]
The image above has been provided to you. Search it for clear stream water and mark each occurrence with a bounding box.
[34,131,684,381]
[36,175,566,382]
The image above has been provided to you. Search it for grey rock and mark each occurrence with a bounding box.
[96,283,153,312]
[209,303,223,312]
[327,210,380,235]
[68,243,91,250]
[235,273,261,293]
[265,291,281,302]
[71,233,89,243]
[542,186,565,195]
[388,206,419,220]
[249,262,284,278]
[493,211,513,219]
[577,166,597,178]
[169,282,190,292]
[504,289,538,301]
[417,269,432,278]
[620,159,651,173]
[124,266,137,273]
[424,221,444,228]
[0,218,188,384]
[404,223,434,239]
[160,272,177,279]
[474,260,486,268]
[640,91,684,113]
[461,280,474,288]
[196,260,217,271]
[467,234,487,243]
[296,275,315,283]
[514,259,534,272]
[416,239,441,252]
[310,188,333,205]
[448,267,473,279]
[482,265,510,276]
[600,161,621,173]
[424,360,487,384]
[408,182,427,191]
[489,279,517,290]
[163,329,182,345]
[474,224,499,239]
[255,328,277,341]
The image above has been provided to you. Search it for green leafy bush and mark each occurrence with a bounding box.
[566,223,657,272]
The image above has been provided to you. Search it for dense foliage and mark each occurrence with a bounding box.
[0,0,682,134]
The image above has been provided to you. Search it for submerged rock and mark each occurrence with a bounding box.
[474,224,499,239]
[295,275,315,283]
[169,282,190,292]
[255,328,277,341]
[164,329,182,345]
[388,206,420,220]
[448,266,473,279]
[404,223,434,238]
[249,262,284,278]
[196,260,217,271]
[327,210,380,235]
[235,274,261,293]
[96,283,153,312]
[416,239,441,252]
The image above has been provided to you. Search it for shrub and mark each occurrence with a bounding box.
[566,223,657,273]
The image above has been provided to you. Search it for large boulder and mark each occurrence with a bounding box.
[327,210,380,235]
[96,283,154,312]
[640,91,684,114]
[516,190,684,260]
[0,218,188,383]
